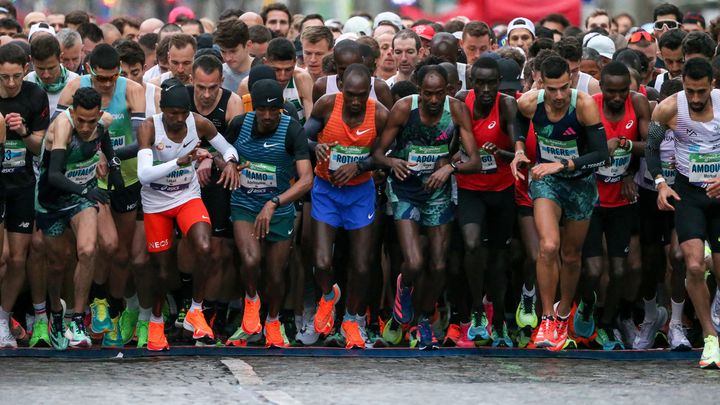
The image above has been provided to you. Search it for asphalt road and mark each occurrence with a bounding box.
[1,356,718,404]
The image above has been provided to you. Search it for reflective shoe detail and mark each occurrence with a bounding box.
[393,275,414,324]
[264,320,289,348]
[633,306,668,349]
[534,317,556,348]
[382,317,403,346]
[183,308,215,340]
[101,316,124,347]
[241,297,262,335]
[467,310,490,342]
[119,308,140,345]
[89,298,112,334]
[136,321,149,348]
[147,321,169,351]
[595,326,625,351]
[572,299,596,339]
[66,318,92,348]
[417,318,438,351]
[0,318,17,348]
[699,335,720,369]
[491,323,514,348]
[668,321,692,351]
[516,292,538,328]
[29,317,51,348]
[341,320,365,349]
[314,284,341,335]
[296,306,320,345]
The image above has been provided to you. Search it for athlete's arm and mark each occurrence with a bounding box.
[646,96,676,180]
[237,76,249,97]
[225,92,245,124]
[196,114,241,190]
[98,120,125,191]
[279,124,313,204]
[509,94,534,180]
[136,118,180,185]
[426,100,479,190]
[303,95,333,159]
[571,93,609,171]
[630,92,651,155]
[357,102,390,173]
[311,76,328,104]
[371,97,413,180]
[496,95,520,163]
[373,80,394,111]
[53,77,80,120]
[294,69,315,119]
[0,114,5,160]
[126,80,147,137]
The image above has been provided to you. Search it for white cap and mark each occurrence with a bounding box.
[584,33,615,59]
[507,17,535,38]
[452,31,463,40]
[343,16,372,36]
[28,22,55,40]
[373,12,403,31]
[336,33,359,43]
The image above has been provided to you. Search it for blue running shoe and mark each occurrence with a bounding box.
[573,298,596,339]
[393,275,414,324]
[89,298,112,334]
[595,326,624,351]
[491,323,514,348]
[467,310,490,342]
[417,317,437,350]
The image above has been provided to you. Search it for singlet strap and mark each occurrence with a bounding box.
[538,90,545,104]
[569,89,578,112]
[411,94,418,110]
[64,108,75,129]
[443,95,450,112]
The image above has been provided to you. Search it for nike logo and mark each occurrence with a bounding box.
[263,142,278,148]
[288,228,294,235]
[267,98,277,103]
[356,129,371,136]
[182,140,194,148]
[202,215,210,220]
[367,212,375,220]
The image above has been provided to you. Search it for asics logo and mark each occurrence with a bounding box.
[488,121,497,129]
[263,142,278,148]
[625,120,634,129]
[267,98,277,103]
[562,128,577,136]
[356,129,371,136]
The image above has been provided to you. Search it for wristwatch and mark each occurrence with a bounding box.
[654,177,667,190]
[450,161,459,173]
[109,156,121,169]
[271,196,280,207]
[560,159,569,172]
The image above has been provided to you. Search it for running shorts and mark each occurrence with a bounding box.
[36,200,96,237]
[386,178,453,227]
[582,204,635,258]
[110,181,141,214]
[457,185,515,248]
[201,182,232,238]
[673,174,720,253]
[637,186,673,246]
[230,205,295,242]
[4,185,35,234]
[529,174,597,222]
[311,177,376,230]
[144,198,210,252]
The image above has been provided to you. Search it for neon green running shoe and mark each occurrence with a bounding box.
[120,308,139,345]
[516,292,538,329]
[102,316,124,347]
[136,320,149,348]
[29,317,51,347]
[382,317,403,346]
[89,298,112,334]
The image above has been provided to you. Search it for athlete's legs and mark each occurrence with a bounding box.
[26,229,47,313]
[462,221,486,311]
[185,221,212,302]
[395,220,424,286]
[131,221,153,309]
[264,239,294,318]
[234,220,262,298]
[682,239,717,337]
[1,232,31,315]
[557,219,591,317]
[44,230,72,313]
[420,224,450,316]
[108,210,136,310]
[346,225,374,315]
[70,207,100,314]
[518,214,539,291]
[313,220,337,296]
[534,198,562,316]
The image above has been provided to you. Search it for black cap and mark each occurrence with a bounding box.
[248,64,277,91]
[251,79,284,109]
[196,33,214,49]
[498,58,522,91]
[160,78,191,110]
[194,47,223,62]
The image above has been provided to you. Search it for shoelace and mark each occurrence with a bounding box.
[522,294,534,314]
[51,315,64,334]
[94,301,108,320]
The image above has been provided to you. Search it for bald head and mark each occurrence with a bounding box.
[101,23,122,45]
[430,32,459,64]
[240,12,264,27]
[24,12,47,33]
[140,18,164,36]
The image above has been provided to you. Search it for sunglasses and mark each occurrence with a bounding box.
[89,65,121,83]
[654,20,679,31]
[628,30,654,43]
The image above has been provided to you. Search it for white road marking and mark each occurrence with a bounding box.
[221,359,262,385]
[258,390,304,405]
[222,359,303,404]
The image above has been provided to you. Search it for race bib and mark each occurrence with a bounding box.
[689,153,720,184]
[241,161,277,194]
[479,150,497,173]
[329,145,370,172]
[65,154,100,185]
[408,145,449,174]
[596,149,631,183]
[644,160,676,186]
[537,137,579,163]
[2,139,27,173]
[110,134,126,150]
[150,161,194,192]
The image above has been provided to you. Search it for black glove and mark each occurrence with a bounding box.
[82,187,109,204]
[107,166,125,191]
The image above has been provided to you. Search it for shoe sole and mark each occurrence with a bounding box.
[183,320,215,340]
[671,344,692,352]
[699,361,720,369]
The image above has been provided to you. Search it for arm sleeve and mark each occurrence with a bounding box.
[99,126,118,161]
[285,121,310,160]
[513,111,530,143]
[646,121,669,179]
[47,149,85,195]
[136,148,179,185]
[208,133,239,162]
[572,123,609,171]
[114,143,139,160]
[303,115,324,153]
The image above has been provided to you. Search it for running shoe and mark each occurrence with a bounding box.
[264,319,289,348]
[431,304,450,341]
[548,316,569,351]
[572,298,596,340]
[314,284,341,335]
[711,288,720,333]
[393,274,414,324]
[10,318,27,341]
[443,323,461,346]
[101,316,124,348]
[136,320,149,348]
[66,317,92,348]
[296,306,320,345]
[516,326,533,349]
[467,310,490,342]
[516,291,538,329]
[29,317,51,348]
[382,317,403,346]
[595,326,624,351]
[323,328,345,347]
[241,296,262,335]
[49,310,69,351]
[455,323,476,348]
[617,316,638,348]
[699,335,720,369]
[534,316,555,348]
[0,318,17,348]
[491,323,514,348]
[226,327,252,347]
[417,317,438,350]
[633,306,668,349]
[89,298,112,334]
[119,308,139,345]
[147,320,169,351]
[184,308,215,339]
[174,299,190,329]
[365,321,387,348]
[668,321,692,351]
[341,319,365,349]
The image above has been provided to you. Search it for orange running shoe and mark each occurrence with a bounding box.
[242,296,262,335]
[147,320,169,351]
[342,319,365,349]
[314,284,341,335]
[534,316,556,348]
[264,319,289,348]
[549,317,569,352]
[443,323,461,346]
[183,308,215,339]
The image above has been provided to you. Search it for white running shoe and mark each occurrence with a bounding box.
[668,321,692,351]
[296,306,320,345]
[710,289,720,333]
[633,306,668,349]
[617,316,638,348]
[0,318,17,348]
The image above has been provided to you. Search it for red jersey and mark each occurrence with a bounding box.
[456,91,514,192]
[315,93,376,186]
[593,93,639,208]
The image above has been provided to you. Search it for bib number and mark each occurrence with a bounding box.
[150,161,194,192]
[479,150,497,173]
[538,137,579,163]
[408,145,449,174]
[241,161,277,194]
[329,146,369,172]
[644,160,676,186]
[110,134,126,150]
[2,139,27,173]
[65,154,100,185]
[689,153,720,184]
[596,149,631,183]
